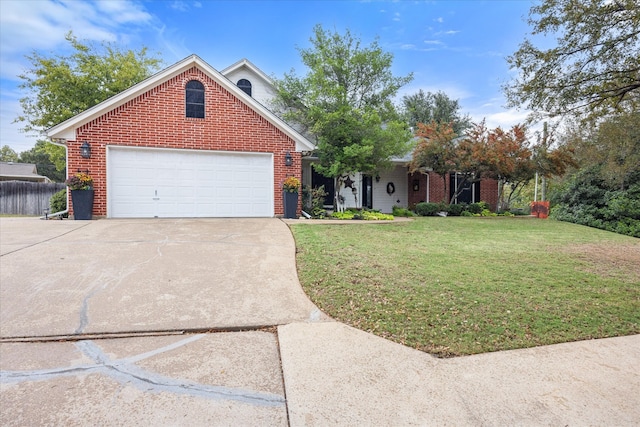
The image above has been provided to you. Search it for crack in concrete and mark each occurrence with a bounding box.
[1,335,285,407]
[74,235,169,334]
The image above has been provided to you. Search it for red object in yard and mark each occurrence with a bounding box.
[530,201,550,219]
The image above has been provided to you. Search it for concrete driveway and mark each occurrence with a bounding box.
[1,217,638,425]
[1,218,323,338]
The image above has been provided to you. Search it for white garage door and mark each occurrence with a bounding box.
[108,147,273,218]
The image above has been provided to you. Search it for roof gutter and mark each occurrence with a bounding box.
[40,138,69,220]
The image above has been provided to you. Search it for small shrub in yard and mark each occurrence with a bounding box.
[392,205,415,217]
[303,185,328,218]
[49,189,68,217]
[447,203,465,216]
[331,209,394,220]
[415,202,442,216]
[467,202,484,215]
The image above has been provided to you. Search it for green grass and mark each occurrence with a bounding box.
[290,217,640,357]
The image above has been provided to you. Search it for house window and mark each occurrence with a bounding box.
[185,80,205,118]
[237,79,252,96]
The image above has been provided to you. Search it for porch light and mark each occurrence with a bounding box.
[285,151,293,166]
[80,141,91,159]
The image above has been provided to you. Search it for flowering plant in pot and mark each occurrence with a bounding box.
[282,176,300,219]
[65,172,93,190]
[66,172,94,220]
[282,176,301,193]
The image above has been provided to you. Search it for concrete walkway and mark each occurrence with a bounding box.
[1,217,638,425]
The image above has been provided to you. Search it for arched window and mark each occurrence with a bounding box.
[237,79,252,96]
[185,80,205,118]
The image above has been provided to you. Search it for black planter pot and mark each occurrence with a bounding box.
[71,189,94,220]
[283,191,298,219]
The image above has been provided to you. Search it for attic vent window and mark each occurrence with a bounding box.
[237,79,252,96]
[185,80,205,118]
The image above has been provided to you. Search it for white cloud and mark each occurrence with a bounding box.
[171,1,189,12]
[0,0,155,80]
[0,0,159,152]
[393,12,401,22]
[435,17,444,23]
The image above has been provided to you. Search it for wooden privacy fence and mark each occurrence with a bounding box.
[0,181,66,215]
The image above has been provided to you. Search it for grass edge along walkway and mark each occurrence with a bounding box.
[290,217,640,357]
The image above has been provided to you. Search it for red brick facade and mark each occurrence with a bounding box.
[408,171,498,211]
[67,67,301,217]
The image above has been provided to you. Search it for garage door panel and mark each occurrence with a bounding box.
[108,147,273,218]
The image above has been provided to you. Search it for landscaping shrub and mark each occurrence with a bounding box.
[550,168,640,237]
[49,189,68,217]
[467,202,484,215]
[392,205,415,217]
[415,202,442,216]
[303,185,328,218]
[447,203,465,216]
[331,209,394,220]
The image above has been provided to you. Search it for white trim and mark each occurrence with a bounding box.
[46,55,315,152]
[221,58,274,86]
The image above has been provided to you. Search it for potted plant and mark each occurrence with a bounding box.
[65,172,94,220]
[282,176,301,219]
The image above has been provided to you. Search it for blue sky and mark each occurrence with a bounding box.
[0,0,537,153]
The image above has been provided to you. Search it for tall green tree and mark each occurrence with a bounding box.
[0,146,19,162]
[18,140,66,182]
[272,25,413,208]
[15,32,163,170]
[402,90,471,134]
[504,0,640,120]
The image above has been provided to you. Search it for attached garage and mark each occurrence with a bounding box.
[45,55,315,219]
[108,147,273,218]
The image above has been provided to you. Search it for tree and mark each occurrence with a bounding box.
[562,111,639,190]
[484,125,536,210]
[504,0,640,120]
[402,90,471,134]
[15,32,162,171]
[0,146,19,162]
[409,121,458,191]
[18,141,65,182]
[272,25,413,208]
[594,111,640,190]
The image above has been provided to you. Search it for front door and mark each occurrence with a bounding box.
[311,168,335,207]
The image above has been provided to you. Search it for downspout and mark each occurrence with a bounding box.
[40,138,69,219]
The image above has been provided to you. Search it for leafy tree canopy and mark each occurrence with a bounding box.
[17,141,66,182]
[401,90,471,134]
[15,32,162,171]
[17,32,163,133]
[0,146,19,162]
[504,0,640,120]
[272,25,413,179]
[562,110,639,190]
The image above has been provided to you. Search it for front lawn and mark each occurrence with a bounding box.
[290,217,640,357]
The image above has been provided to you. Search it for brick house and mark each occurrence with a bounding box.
[46,55,314,218]
[46,55,497,218]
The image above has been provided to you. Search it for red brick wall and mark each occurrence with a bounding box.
[406,171,498,210]
[479,177,499,211]
[67,67,300,217]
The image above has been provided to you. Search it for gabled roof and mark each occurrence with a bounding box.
[46,55,315,152]
[221,58,274,86]
[0,162,51,182]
